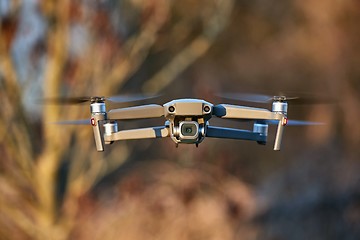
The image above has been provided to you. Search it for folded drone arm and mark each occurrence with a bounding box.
[104,126,169,143]
[107,104,164,120]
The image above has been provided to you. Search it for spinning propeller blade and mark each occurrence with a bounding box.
[266,119,324,126]
[107,94,159,103]
[41,97,92,104]
[52,119,91,125]
[219,92,334,105]
[41,94,159,105]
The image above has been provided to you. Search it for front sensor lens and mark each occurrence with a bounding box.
[168,106,175,113]
[204,105,210,113]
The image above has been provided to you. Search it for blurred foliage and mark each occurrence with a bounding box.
[1,0,360,239]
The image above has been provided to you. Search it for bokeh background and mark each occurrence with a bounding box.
[1,0,360,239]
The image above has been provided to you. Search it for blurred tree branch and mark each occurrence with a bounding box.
[1,0,234,239]
[143,0,234,94]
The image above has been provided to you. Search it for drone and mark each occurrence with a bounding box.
[50,93,324,152]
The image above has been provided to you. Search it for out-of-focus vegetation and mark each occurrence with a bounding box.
[1,0,360,239]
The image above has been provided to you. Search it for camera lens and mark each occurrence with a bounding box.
[180,122,197,137]
[185,127,193,134]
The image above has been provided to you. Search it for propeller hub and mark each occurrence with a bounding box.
[273,96,287,102]
[90,96,106,103]
[90,102,106,113]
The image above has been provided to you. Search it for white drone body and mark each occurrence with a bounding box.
[87,98,290,151]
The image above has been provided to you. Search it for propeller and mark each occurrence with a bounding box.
[40,94,159,105]
[265,119,324,126]
[51,119,91,125]
[218,92,335,105]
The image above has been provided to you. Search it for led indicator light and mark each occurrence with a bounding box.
[91,117,96,126]
[282,118,288,126]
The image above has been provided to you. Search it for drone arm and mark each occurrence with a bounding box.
[206,126,267,143]
[107,104,164,120]
[273,117,287,150]
[213,104,288,151]
[91,114,106,152]
[213,104,282,120]
[104,126,169,143]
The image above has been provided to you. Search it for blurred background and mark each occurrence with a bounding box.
[1,0,360,239]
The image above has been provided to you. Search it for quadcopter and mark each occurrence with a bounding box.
[50,93,324,152]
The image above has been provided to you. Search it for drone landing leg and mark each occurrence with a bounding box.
[273,118,286,151]
[91,115,105,152]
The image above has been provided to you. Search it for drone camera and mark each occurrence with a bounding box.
[179,121,199,139]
